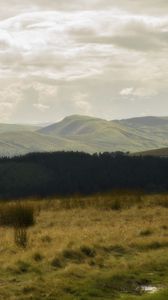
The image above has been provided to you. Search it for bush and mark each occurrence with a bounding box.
[0,202,35,247]
[0,203,35,228]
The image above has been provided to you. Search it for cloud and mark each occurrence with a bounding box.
[0,2,167,122]
[72,92,92,114]
[111,20,168,52]
[0,11,116,81]
[33,103,50,111]
[0,83,23,121]
[1,0,168,15]
[71,17,168,53]
[120,88,134,96]
[120,87,157,98]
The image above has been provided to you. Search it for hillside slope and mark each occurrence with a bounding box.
[0,115,168,156]
[38,115,168,153]
[117,116,168,145]
[0,124,40,133]
[135,147,168,157]
[0,131,92,157]
[118,116,168,127]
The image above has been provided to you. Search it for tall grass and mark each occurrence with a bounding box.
[0,192,167,299]
[43,190,168,211]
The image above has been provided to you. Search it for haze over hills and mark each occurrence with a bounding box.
[0,124,40,134]
[117,116,168,127]
[0,115,168,157]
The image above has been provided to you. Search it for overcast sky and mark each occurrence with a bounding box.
[0,0,168,123]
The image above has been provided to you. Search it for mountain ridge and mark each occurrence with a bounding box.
[0,115,167,156]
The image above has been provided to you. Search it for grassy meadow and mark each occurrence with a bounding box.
[0,191,168,300]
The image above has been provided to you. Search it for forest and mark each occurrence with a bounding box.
[0,151,167,199]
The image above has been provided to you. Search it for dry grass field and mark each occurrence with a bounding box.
[0,191,168,300]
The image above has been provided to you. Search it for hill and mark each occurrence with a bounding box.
[135,147,168,157]
[0,131,92,157]
[0,115,168,156]
[118,116,168,127]
[38,115,168,153]
[0,123,40,134]
[117,116,168,147]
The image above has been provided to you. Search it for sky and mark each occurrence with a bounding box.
[0,0,168,123]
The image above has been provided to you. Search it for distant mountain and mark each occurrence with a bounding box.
[116,116,168,149]
[117,116,168,127]
[32,122,53,128]
[38,115,168,153]
[0,123,40,134]
[0,115,168,156]
[38,115,105,136]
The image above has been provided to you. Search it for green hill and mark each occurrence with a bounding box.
[0,115,168,156]
[38,115,168,153]
[117,116,168,146]
[0,131,92,157]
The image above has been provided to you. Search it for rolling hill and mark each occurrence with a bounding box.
[134,147,168,157]
[117,116,168,127]
[0,115,168,156]
[38,115,168,153]
[0,131,93,157]
[117,116,168,144]
[0,123,40,134]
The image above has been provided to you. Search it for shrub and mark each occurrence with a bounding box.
[0,202,35,247]
[0,203,35,228]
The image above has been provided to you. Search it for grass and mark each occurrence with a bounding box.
[0,192,167,299]
[121,290,168,300]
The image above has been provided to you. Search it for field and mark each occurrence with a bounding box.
[0,192,168,300]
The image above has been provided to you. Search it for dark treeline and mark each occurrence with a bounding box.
[0,151,168,199]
